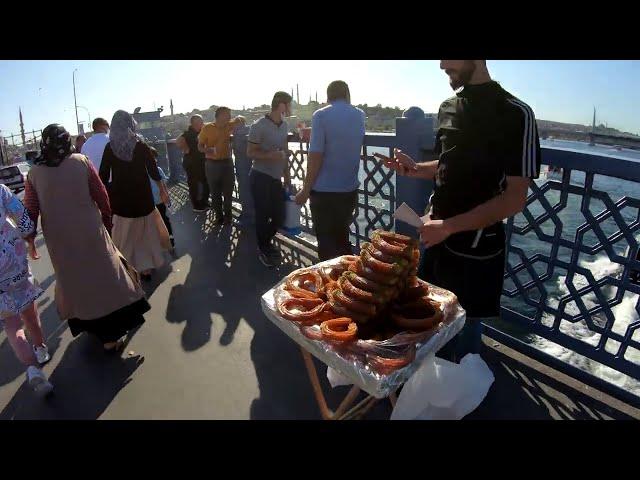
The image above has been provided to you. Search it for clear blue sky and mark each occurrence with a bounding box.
[1,60,638,138]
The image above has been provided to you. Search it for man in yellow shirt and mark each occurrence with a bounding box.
[198,107,245,225]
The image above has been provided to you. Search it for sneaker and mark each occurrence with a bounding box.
[257,249,276,268]
[193,207,208,213]
[34,344,51,365]
[26,366,53,398]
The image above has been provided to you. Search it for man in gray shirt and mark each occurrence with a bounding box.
[247,91,292,267]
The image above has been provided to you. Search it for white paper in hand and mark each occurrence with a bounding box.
[394,203,424,228]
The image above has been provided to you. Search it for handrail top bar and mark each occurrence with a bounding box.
[166,133,640,182]
[541,147,640,183]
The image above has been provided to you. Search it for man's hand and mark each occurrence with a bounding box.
[295,188,310,206]
[418,219,453,248]
[26,238,40,260]
[374,148,419,176]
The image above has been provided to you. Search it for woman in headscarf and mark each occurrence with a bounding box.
[24,124,150,351]
[99,110,170,280]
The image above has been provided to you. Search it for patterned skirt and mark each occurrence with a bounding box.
[0,269,44,320]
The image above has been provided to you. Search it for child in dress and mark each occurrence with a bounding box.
[149,148,174,252]
[0,184,53,397]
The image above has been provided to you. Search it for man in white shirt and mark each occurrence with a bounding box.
[81,117,110,171]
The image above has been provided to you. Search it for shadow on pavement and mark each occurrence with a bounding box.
[0,289,67,388]
[0,333,144,420]
[465,342,638,420]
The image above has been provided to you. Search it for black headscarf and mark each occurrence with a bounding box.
[36,124,72,167]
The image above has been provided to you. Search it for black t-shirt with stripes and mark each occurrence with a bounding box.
[428,80,541,256]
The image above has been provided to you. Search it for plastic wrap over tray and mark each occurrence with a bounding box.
[260,257,467,398]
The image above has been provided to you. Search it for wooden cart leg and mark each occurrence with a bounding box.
[333,385,362,419]
[338,394,379,420]
[300,348,334,420]
[300,348,364,420]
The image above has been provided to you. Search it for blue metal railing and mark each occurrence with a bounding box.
[500,147,640,403]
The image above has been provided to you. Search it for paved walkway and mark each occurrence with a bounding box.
[0,184,638,420]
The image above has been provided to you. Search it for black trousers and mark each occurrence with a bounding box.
[309,190,358,261]
[418,242,505,318]
[183,156,209,209]
[250,170,285,252]
[205,159,235,219]
[418,241,505,361]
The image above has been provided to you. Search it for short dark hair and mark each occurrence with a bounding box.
[327,80,350,103]
[92,117,108,131]
[271,91,293,110]
[215,106,231,119]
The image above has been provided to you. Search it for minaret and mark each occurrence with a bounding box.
[170,99,174,116]
[19,108,25,145]
[592,106,596,132]
[315,91,318,103]
[296,84,300,105]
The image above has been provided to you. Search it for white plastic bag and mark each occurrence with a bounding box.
[390,353,494,420]
[283,195,301,234]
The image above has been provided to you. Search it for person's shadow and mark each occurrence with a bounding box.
[0,333,144,420]
[165,208,246,351]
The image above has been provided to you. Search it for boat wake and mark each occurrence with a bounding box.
[532,253,640,395]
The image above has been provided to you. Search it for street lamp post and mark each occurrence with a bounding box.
[73,69,80,135]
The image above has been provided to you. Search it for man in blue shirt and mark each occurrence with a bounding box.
[295,80,365,261]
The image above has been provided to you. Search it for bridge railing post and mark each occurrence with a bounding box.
[166,138,183,184]
[393,107,436,237]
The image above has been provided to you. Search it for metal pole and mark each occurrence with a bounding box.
[73,69,79,135]
[78,106,91,128]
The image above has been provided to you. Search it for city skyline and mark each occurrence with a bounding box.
[1,60,639,137]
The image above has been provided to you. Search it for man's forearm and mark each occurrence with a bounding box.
[414,160,438,180]
[247,144,276,161]
[302,152,323,192]
[197,142,206,153]
[444,191,525,235]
